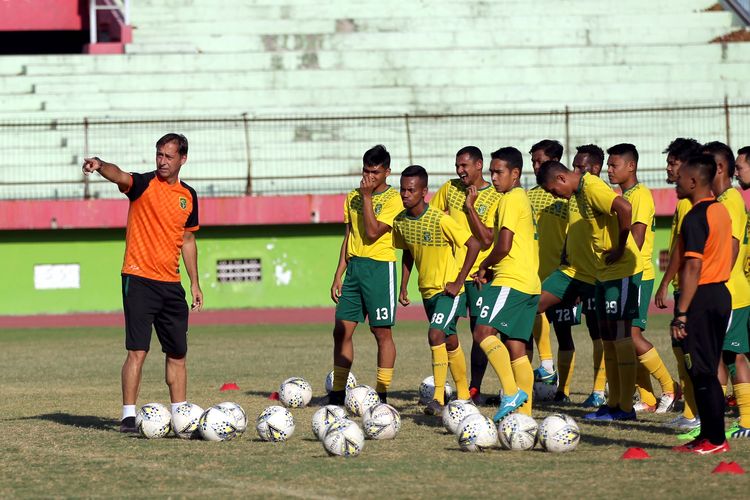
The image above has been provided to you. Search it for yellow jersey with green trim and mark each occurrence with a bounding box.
[430,179,502,275]
[560,195,598,285]
[392,205,473,299]
[623,183,656,281]
[344,186,404,262]
[527,185,567,280]
[669,198,693,291]
[744,212,750,281]
[574,173,642,281]
[717,188,750,309]
[490,187,541,295]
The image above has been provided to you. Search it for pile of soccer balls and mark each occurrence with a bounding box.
[135,401,247,441]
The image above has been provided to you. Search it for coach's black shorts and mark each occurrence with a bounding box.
[122,274,189,356]
[681,283,730,378]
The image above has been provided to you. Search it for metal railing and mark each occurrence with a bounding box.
[0,101,748,200]
[89,0,131,44]
[725,0,750,25]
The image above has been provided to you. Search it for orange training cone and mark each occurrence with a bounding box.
[621,447,651,460]
[712,461,745,475]
[220,382,240,391]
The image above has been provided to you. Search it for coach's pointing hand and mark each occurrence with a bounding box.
[82,157,103,175]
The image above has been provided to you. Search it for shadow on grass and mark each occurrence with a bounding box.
[12,413,117,431]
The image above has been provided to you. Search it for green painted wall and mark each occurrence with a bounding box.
[0,219,675,316]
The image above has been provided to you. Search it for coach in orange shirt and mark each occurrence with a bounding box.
[82,133,203,433]
[671,153,732,455]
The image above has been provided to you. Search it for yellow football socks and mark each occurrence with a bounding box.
[557,350,576,396]
[511,356,534,416]
[447,345,470,400]
[636,363,657,407]
[673,346,697,419]
[603,340,620,408]
[592,339,607,393]
[480,336,518,396]
[431,344,449,405]
[533,313,554,363]
[375,367,393,394]
[734,383,750,429]
[332,365,351,392]
[614,338,637,413]
[639,347,674,395]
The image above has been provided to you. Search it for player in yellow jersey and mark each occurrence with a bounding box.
[607,144,679,415]
[655,138,703,430]
[472,147,541,422]
[329,145,404,405]
[701,142,750,440]
[527,140,566,387]
[394,165,481,415]
[430,146,502,404]
[535,146,605,406]
[537,160,643,421]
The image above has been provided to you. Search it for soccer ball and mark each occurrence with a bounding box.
[216,401,247,433]
[538,413,580,453]
[457,413,498,452]
[362,403,401,440]
[418,376,454,404]
[136,403,171,439]
[256,405,295,442]
[322,418,365,457]
[497,413,538,451]
[344,385,380,417]
[171,402,204,439]
[442,399,481,435]
[311,405,348,440]
[324,370,357,393]
[533,381,558,402]
[199,406,239,442]
[279,377,313,408]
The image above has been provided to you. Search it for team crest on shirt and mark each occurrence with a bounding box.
[374,203,382,215]
[423,231,432,242]
[477,204,488,216]
[179,197,187,210]
[684,353,692,369]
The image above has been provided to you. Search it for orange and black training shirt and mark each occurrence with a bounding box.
[680,197,731,285]
[120,172,199,283]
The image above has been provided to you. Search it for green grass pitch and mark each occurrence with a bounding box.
[1,314,748,498]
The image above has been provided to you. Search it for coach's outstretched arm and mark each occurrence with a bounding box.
[82,157,132,192]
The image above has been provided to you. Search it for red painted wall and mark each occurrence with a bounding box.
[0,0,85,31]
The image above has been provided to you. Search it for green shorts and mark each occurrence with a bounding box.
[541,269,596,327]
[547,303,582,327]
[464,280,482,317]
[595,272,642,322]
[424,293,466,335]
[633,279,654,331]
[475,282,540,341]
[723,305,750,354]
[335,257,397,327]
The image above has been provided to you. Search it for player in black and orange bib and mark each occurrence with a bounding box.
[82,133,203,433]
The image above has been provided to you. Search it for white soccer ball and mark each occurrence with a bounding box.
[419,376,454,404]
[312,405,348,440]
[216,401,247,433]
[533,381,558,402]
[457,413,498,452]
[344,385,381,417]
[135,403,171,439]
[322,418,365,457]
[256,405,295,442]
[362,403,401,440]
[171,402,204,439]
[324,370,357,393]
[442,399,481,435]
[279,377,313,408]
[497,413,538,451]
[538,413,580,453]
[199,406,239,442]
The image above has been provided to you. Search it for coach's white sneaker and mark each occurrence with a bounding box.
[664,415,700,430]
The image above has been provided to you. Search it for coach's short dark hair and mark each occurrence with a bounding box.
[663,138,701,162]
[456,146,483,163]
[536,160,569,186]
[607,143,639,164]
[530,139,563,161]
[363,144,391,169]
[576,144,604,167]
[491,147,523,172]
[401,164,428,187]
[739,146,750,157]
[702,141,735,177]
[156,133,188,156]
[684,153,717,186]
